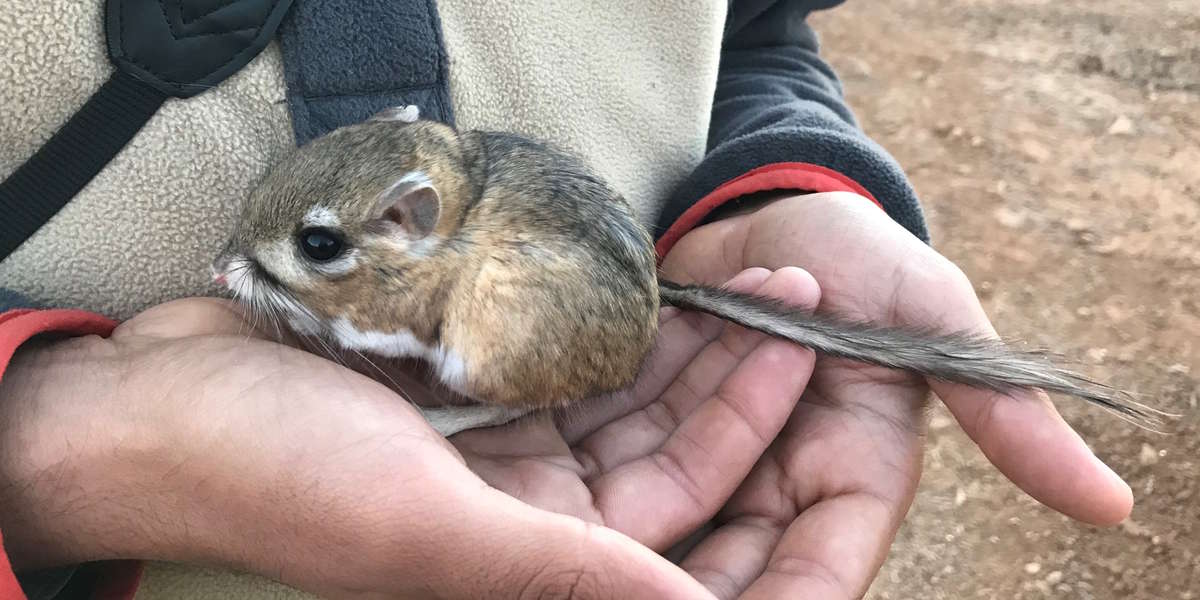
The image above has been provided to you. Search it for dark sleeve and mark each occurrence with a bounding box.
[654,0,930,256]
[0,289,34,312]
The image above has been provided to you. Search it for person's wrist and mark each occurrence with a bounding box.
[0,334,318,578]
[702,190,806,223]
[0,335,143,570]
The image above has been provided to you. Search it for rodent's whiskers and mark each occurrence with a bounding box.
[348,348,405,393]
[299,329,347,367]
[228,262,260,341]
[253,282,352,370]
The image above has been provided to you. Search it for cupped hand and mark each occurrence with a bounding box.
[451,266,820,555]
[0,298,723,600]
[657,192,1133,599]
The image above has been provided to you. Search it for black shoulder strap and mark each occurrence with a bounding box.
[0,0,294,262]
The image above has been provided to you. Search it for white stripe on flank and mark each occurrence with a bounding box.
[329,317,469,394]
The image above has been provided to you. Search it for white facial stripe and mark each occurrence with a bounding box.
[304,206,340,228]
[310,247,360,277]
[217,255,324,336]
[256,239,316,288]
[329,317,469,394]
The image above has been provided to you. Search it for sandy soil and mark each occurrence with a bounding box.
[809,1,1199,598]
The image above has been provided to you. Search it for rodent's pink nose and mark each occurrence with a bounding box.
[213,273,227,286]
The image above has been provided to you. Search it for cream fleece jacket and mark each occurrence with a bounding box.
[1,1,723,597]
[0,0,719,323]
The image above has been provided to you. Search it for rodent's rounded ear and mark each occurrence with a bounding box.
[369,105,420,123]
[372,174,441,239]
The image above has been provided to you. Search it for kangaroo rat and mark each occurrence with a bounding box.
[212,106,1165,436]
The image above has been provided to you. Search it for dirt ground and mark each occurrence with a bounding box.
[808,1,1199,598]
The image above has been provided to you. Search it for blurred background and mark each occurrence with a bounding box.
[810,1,1199,598]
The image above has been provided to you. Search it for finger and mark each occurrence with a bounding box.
[682,492,896,600]
[568,270,816,470]
[555,268,774,443]
[675,516,782,599]
[586,269,820,550]
[680,387,920,600]
[428,487,719,600]
[934,380,1133,525]
[112,298,264,339]
[659,216,751,287]
[913,296,1134,525]
[574,267,819,469]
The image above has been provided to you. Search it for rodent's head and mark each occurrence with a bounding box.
[212,107,471,336]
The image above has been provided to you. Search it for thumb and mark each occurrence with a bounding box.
[910,289,1134,526]
[112,297,262,340]
[425,487,717,600]
[658,217,750,286]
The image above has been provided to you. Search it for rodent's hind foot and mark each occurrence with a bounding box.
[419,404,534,437]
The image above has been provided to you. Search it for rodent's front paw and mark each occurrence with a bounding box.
[420,404,533,436]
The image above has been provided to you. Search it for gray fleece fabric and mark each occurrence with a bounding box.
[654,0,930,242]
[278,0,456,145]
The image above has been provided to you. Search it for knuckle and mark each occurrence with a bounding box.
[939,261,976,296]
[916,253,977,300]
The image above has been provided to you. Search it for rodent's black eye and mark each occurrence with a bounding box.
[298,228,344,262]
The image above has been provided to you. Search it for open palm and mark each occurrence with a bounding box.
[657,192,1134,599]
[435,267,821,552]
[84,296,833,599]
[214,265,822,590]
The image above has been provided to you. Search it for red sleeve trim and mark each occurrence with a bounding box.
[654,162,885,260]
[0,534,21,600]
[0,309,141,600]
[0,310,119,380]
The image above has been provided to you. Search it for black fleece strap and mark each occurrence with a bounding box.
[0,0,294,263]
[277,0,456,146]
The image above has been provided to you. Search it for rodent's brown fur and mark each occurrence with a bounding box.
[216,111,1169,431]
[219,118,658,409]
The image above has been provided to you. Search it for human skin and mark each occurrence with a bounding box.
[654,191,1133,599]
[0,268,817,599]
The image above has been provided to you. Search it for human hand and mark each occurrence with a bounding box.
[0,299,719,599]
[657,192,1133,599]
[448,267,819,555]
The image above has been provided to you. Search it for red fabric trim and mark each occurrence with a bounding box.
[0,311,37,328]
[0,310,141,600]
[654,162,885,260]
[0,310,118,381]
[0,530,23,600]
